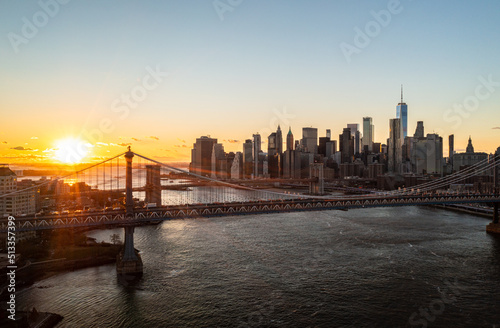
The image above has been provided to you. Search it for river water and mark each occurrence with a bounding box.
[15,206,500,327]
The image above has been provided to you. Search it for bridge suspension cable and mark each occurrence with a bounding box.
[380,154,500,197]
[0,152,127,199]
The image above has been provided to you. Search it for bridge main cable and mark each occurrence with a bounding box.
[0,152,127,199]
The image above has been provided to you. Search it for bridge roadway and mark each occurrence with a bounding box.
[2,193,500,232]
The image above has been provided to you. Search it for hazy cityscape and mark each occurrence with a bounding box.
[1,1,500,327]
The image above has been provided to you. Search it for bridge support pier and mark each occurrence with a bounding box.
[486,203,500,234]
[117,147,143,276]
[309,163,324,195]
[116,225,143,276]
[486,148,500,235]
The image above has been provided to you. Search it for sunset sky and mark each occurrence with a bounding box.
[1,0,499,165]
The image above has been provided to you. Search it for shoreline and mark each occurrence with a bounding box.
[0,249,119,301]
[431,204,494,219]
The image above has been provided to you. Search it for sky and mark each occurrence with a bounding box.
[1,0,499,165]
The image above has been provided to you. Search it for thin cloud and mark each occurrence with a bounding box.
[1,141,7,144]
[161,149,178,153]
[492,127,500,130]
[11,146,33,151]
[174,144,188,148]
[31,136,38,139]
[177,138,186,144]
[118,143,132,147]
[147,136,159,140]
[224,139,240,144]
[131,138,141,142]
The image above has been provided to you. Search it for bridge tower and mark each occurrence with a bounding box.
[487,147,500,234]
[145,164,162,206]
[309,163,324,195]
[116,147,143,276]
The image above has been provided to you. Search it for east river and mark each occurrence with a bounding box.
[15,206,500,327]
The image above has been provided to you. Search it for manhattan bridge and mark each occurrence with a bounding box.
[1,147,499,275]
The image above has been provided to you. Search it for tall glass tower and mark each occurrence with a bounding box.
[396,85,408,138]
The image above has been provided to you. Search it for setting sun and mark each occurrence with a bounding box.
[54,138,90,164]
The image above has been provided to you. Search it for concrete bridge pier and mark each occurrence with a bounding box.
[116,225,143,276]
[309,163,324,195]
[116,147,143,276]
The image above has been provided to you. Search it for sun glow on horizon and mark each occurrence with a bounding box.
[54,138,90,164]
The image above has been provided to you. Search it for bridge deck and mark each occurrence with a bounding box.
[2,194,499,232]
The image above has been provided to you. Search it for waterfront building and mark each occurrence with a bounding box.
[0,164,37,217]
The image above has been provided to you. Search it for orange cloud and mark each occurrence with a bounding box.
[11,146,33,151]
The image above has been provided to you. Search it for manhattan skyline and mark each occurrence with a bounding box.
[1,0,499,164]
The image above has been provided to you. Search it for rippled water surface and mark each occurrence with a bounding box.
[16,206,500,327]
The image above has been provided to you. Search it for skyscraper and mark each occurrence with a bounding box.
[347,124,361,154]
[190,136,217,176]
[286,127,294,151]
[362,117,374,152]
[449,134,454,167]
[301,127,318,154]
[341,128,354,163]
[396,85,408,138]
[388,119,402,173]
[414,121,424,139]
[347,124,359,136]
[268,131,280,178]
[252,133,261,178]
[211,143,226,178]
[318,136,330,156]
[276,125,283,154]
[413,134,443,175]
[268,132,277,156]
[242,139,253,178]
